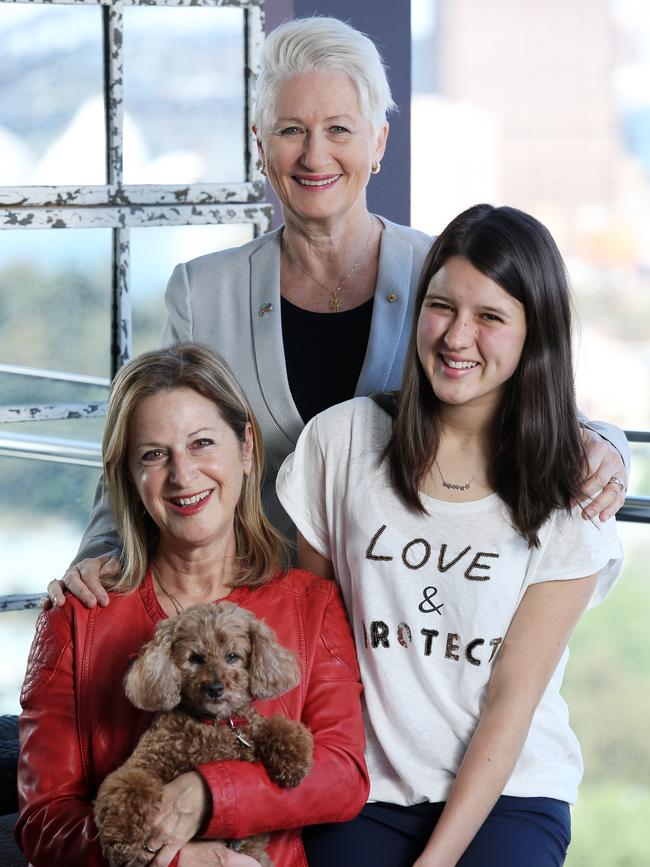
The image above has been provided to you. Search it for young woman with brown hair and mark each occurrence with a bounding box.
[277,204,624,867]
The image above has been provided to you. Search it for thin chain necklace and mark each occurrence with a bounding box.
[435,458,483,493]
[283,216,376,313]
[152,565,184,615]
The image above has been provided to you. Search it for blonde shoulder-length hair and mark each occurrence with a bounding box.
[103,342,286,593]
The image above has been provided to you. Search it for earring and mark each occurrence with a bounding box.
[257,159,267,177]
[371,161,381,175]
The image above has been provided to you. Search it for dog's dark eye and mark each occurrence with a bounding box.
[189,652,206,665]
[225,652,240,664]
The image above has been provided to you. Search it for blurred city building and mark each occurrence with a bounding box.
[435,0,619,215]
[412,0,650,433]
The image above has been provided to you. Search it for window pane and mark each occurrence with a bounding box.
[0,417,105,450]
[0,610,40,715]
[0,453,100,714]
[0,229,112,383]
[563,520,650,867]
[411,0,650,431]
[130,223,254,358]
[573,269,650,430]
[0,456,100,561]
[412,5,650,862]
[627,442,650,497]
[0,375,108,410]
[123,7,245,184]
[0,4,105,185]
[0,451,100,713]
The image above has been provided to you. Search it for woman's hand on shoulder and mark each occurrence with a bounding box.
[44,554,119,609]
[579,428,627,521]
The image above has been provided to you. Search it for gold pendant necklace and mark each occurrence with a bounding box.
[283,216,375,313]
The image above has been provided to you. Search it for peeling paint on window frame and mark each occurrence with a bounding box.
[1,0,270,448]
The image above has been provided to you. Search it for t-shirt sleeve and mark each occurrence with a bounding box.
[276,415,331,559]
[526,507,623,608]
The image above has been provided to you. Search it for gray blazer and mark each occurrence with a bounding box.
[75,218,433,556]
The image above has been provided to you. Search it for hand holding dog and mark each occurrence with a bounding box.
[122,772,208,867]
[110,773,260,867]
[120,839,260,867]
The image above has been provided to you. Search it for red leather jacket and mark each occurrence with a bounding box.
[16,569,369,867]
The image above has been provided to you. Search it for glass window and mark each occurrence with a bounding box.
[130,222,254,357]
[0,0,266,733]
[411,0,650,434]
[0,375,108,411]
[0,610,41,714]
[0,228,112,383]
[412,4,650,864]
[627,442,650,498]
[0,4,105,186]
[0,455,102,593]
[563,520,650,867]
[123,7,245,184]
[0,416,105,448]
[2,426,101,715]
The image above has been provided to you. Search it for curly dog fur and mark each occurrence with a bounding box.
[94,602,313,866]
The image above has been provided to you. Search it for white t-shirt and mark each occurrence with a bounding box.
[276,397,623,806]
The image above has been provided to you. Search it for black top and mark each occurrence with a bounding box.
[281,296,374,424]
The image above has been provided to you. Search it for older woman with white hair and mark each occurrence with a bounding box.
[50,18,627,616]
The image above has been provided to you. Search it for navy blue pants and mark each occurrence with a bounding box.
[304,796,570,867]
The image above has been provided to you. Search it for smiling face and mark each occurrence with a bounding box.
[257,70,387,227]
[416,256,527,415]
[127,387,252,556]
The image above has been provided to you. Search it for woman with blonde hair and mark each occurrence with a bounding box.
[17,343,368,867]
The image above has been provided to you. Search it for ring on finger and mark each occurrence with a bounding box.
[143,840,162,855]
[607,476,626,496]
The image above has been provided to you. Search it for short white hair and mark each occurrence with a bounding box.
[253,16,396,136]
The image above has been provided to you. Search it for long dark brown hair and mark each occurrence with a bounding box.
[384,204,586,547]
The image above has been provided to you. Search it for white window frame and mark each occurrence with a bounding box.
[0,0,272,609]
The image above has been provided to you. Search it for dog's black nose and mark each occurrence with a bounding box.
[204,681,225,701]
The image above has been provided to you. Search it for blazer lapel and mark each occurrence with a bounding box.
[356,222,414,395]
[250,230,305,443]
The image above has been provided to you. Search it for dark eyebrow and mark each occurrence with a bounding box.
[423,292,514,319]
[479,305,514,319]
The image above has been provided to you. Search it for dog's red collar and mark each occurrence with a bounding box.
[219,716,250,729]
[196,714,248,727]
[197,715,252,748]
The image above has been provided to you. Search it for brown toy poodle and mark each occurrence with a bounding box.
[94,602,313,867]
